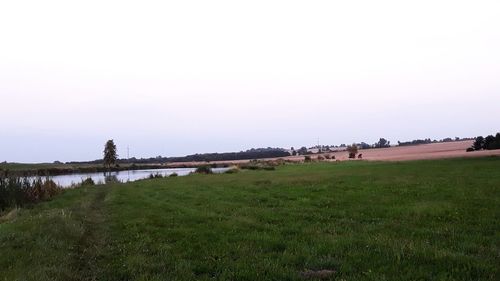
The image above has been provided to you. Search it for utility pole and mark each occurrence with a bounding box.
[127,146,130,160]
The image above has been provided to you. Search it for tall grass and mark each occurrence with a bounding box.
[0,172,62,212]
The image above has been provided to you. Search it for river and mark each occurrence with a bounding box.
[46,167,229,188]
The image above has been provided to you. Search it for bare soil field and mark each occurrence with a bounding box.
[327,140,500,161]
[165,141,500,167]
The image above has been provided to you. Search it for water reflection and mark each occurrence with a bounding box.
[104,174,119,184]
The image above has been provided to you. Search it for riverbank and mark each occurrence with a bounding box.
[0,163,166,176]
[1,157,498,280]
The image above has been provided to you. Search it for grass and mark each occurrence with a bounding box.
[0,157,499,281]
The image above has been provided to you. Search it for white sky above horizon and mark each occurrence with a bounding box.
[1,0,499,162]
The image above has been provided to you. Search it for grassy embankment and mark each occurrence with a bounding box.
[0,157,499,281]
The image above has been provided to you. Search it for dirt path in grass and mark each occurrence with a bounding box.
[70,188,109,281]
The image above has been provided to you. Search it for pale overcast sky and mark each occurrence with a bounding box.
[1,0,499,162]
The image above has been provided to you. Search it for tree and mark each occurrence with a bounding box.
[103,140,118,168]
[472,136,484,151]
[347,144,358,158]
[483,135,496,150]
[359,142,371,149]
[495,133,500,149]
[297,147,308,155]
[375,138,389,148]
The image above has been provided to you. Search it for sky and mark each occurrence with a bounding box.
[1,0,499,163]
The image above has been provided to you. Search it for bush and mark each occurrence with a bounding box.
[317,155,325,161]
[81,177,95,186]
[304,156,312,162]
[169,173,178,177]
[148,173,164,179]
[195,166,213,174]
[239,161,276,171]
[466,147,474,152]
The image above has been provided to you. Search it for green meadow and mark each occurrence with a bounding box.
[1,157,499,281]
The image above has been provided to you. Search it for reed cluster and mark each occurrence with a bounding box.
[0,172,61,211]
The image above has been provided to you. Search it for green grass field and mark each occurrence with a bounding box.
[1,158,499,281]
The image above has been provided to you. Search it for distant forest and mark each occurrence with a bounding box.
[67,148,291,165]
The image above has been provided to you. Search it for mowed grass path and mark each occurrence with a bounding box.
[1,158,499,281]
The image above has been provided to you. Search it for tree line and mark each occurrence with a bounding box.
[397,137,473,146]
[468,133,500,152]
[68,144,291,166]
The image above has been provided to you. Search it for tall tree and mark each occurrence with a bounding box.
[103,140,118,168]
[376,138,389,148]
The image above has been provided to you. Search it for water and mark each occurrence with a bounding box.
[46,167,229,188]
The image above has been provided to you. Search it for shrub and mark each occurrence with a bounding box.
[169,173,178,177]
[304,156,312,162]
[466,147,474,152]
[317,155,325,161]
[324,154,331,160]
[239,161,276,171]
[149,173,164,179]
[195,166,213,174]
[81,177,95,186]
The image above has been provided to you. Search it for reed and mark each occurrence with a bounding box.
[0,172,62,212]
